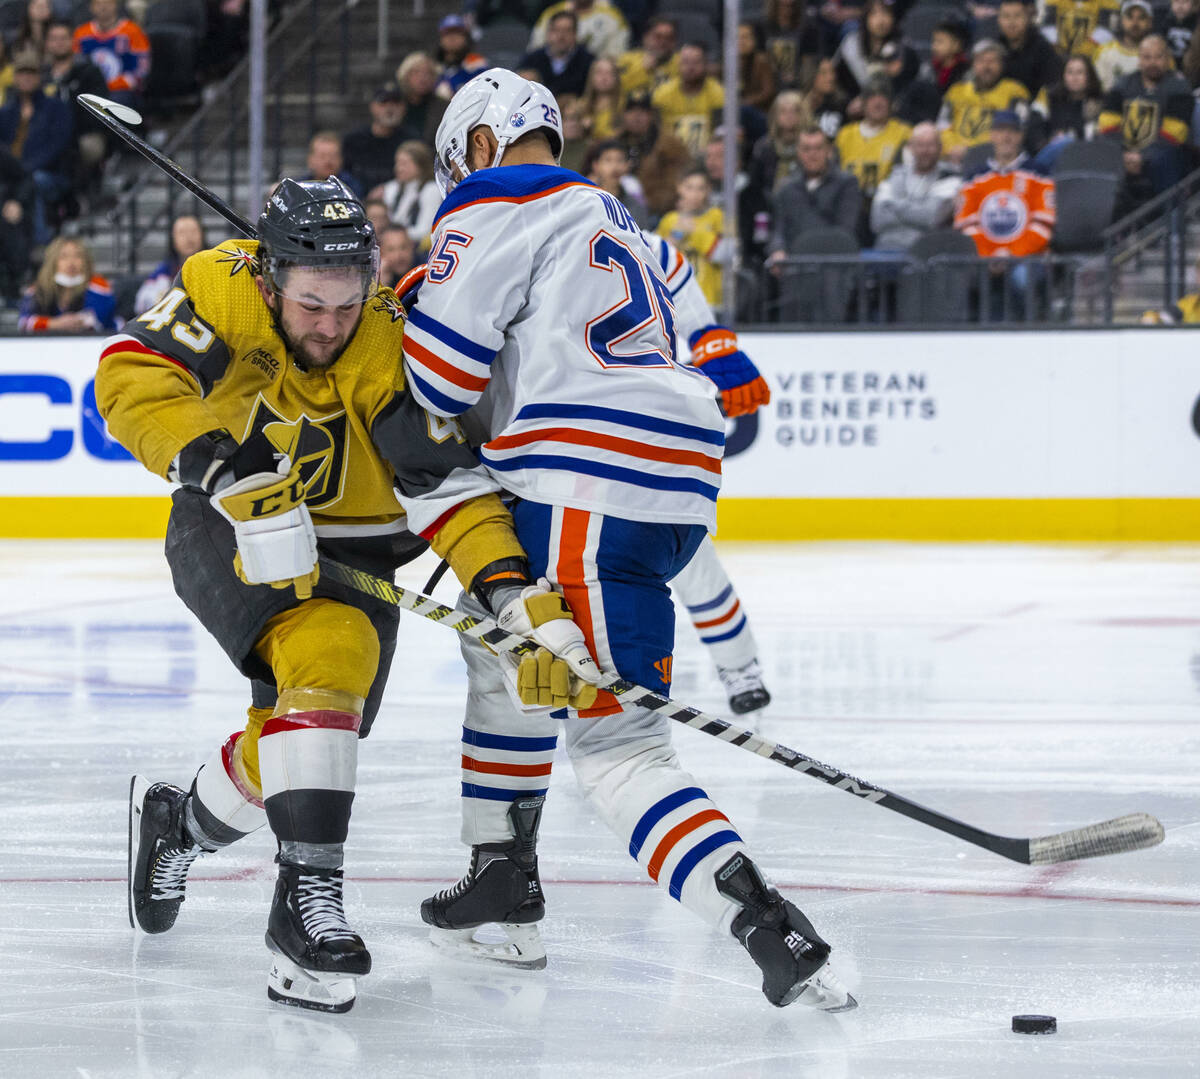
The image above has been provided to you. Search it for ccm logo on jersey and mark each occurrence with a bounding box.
[322,241,360,251]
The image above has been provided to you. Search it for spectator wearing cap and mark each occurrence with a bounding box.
[767,125,861,266]
[395,52,448,147]
[1096,0,1155,88]
[997,0,1062,98]
[954,108,1055,317]
[835,79,911,240]
[1099,34,1191,203]
[342,84,416,197]
[617,17,679,98]
[763,0,822,93]
[518,10,595,100]
[652,43,725,160]
[1160,0,1198,64]
[896,18,970,124]
[938,40,1031,165]
[299,131,363,198]
[44,19,110,181]
[19,235,117,333]
[583,138,649,228]
[0,48,73,246]
[435,15,488,98]
[869,123,961,250]
[833,0,919,115]
[1041,0,1119,60]
[528,0,629,60]
[615,89,691,218]
[72,0,149,109]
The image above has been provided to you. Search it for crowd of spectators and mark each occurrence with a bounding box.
[309,0,1200,321]
[20,0,1200,330]
[10,0,249,331]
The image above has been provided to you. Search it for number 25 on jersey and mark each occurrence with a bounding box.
[585,231,676,369]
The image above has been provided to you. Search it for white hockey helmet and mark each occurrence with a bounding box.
[433,67,564,196]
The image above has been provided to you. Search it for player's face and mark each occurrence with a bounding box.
[262,268,366,370]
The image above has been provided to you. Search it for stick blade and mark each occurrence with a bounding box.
[1028,812,1165,865]
[78,93,143,126]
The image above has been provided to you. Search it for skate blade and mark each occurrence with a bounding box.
[267,951,358,1014]
[127,775,150,931]
[428,923,547,970]
[787,962,858,1012]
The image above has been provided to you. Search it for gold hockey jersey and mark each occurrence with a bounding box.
[94,239,522,582]
[939,79,1031,154]
[835,118,912,196]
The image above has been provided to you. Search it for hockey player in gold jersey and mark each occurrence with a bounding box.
[98,177,600,1013]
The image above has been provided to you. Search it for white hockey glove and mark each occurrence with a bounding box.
[496,579,603,710]
[210,455,319,600]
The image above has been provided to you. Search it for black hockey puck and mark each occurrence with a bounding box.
[1012,1014,1056,1034]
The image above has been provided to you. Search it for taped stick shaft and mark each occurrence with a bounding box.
[319,557,1165,865]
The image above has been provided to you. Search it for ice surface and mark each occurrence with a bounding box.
[1,540,1197,1078]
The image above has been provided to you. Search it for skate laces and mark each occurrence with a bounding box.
[718,659,764,697]
[295,873,356,943]
[150,844,201,900]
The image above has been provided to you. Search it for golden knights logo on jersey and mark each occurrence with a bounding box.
[215,244,259,277]
[957,105,995,142]
[1123,99,1160,151]
[243,395,349,509]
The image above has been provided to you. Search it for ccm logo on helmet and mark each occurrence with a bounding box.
[322,241,361,251]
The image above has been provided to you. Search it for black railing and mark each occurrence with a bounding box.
[737,252,1115,327]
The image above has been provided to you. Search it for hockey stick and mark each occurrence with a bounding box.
[88,91,1163,867]
[77,95,258,239]
[319,556,1165,866]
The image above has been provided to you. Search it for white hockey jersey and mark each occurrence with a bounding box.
[403,164,724,531]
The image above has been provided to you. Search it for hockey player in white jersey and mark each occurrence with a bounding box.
[403,68,854,1011]
[641,230,774,715]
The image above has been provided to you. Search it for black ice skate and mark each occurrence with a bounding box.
[265,859,372,1014]
[420,795,547,970]
[128,775,204,934]
[717,659,771,715]
[715,852,857,1011]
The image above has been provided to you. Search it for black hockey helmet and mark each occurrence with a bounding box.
[257,176,379,304]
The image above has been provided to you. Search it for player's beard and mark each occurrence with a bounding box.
[269,300,361,372]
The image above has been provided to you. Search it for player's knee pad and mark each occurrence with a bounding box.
[190,726,269,847]
[256,598,380,701]
[568,735,679,811]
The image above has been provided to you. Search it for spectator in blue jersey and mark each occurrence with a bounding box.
[71,0,150,110]
[518,10,595,101]
[434,15,488,99]
[0,48,74,246]
[133,213,207,315]
[19,235,117,332]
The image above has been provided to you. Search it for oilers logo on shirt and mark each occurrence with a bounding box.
[978,190,1028,244]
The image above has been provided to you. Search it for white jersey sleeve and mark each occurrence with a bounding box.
[403,165,725,531]
[639,230,720,353]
